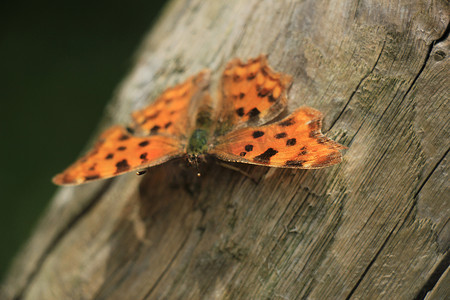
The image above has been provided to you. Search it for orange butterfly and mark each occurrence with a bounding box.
[53,55,345,185]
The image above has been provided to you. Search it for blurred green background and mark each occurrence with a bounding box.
[0,0,167,279]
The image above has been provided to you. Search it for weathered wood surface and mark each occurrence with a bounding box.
[2,1,449,299]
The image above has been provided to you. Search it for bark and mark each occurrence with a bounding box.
[2,0,449,299]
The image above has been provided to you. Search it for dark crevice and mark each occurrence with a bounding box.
[327,40,386,131]
[393,22,449,121]
[433,21,450,45]
[142,201,210,300]
[343,89,448,300]
[142,232,192,299]
[13,180,114,300]
[330,19,448,133]
[226,189,306,290]
[346,118,365,147]
[343,123,448,300]
[414,147,449,200]
[390,150,449,299]
[381,21,450,230]
[294,194,347,300]
[345,219,400,300]
[414,251,450,300]
[399,147,450,232]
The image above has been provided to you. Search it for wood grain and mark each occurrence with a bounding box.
[2,0,449,299]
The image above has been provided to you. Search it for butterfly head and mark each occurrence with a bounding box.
[186,153,207,176]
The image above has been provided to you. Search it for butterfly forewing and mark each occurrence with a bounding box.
[52,126,183,185]
[131,71,210,138]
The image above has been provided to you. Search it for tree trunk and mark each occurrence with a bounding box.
[2,1,449,299]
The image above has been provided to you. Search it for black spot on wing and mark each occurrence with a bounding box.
[164,121,172,129]
[254,148,278,164]
[247,107,260,118]
[236,107,245,117]
[150,125,161,134]
[140,152,148,162]
[247,73,256,80]
[245,144,254,152]
[279,118,295,127]
[240,152,246,157]
[286,138,296,146]
[138,141,149,147]
[299,148,308,155]
[126,126,135,134]
[118,134,129,141]
[117,146,127,151]
[275,132,287,139]
[105,153,114,160]
[252,131,265,138]
[239,93,245,99]
[115,159,130,173]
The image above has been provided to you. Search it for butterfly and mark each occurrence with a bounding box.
[53,55,345,185]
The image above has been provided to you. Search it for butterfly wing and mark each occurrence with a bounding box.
[54,71,211,186]
[130,70,210,137]
[53,126,184,185]
[215,55,292,135]
[211,107,345,169]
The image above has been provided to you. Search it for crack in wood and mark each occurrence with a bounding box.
[141,202,210,300]
[342,22,450,297]
[327,40,386,132]
[142,232,192,299]
[414,251,450,300]
[345,218,402,300]
[414,148,449,201]
[12,180,113,300]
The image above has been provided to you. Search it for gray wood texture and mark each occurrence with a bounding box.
[2,0,449,299]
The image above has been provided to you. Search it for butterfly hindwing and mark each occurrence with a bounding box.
[211,107,345,169]
[215,55,292,135]
[52,126,183,185]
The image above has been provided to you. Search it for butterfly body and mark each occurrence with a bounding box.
[187,129,209,154]
[53,55,345,186]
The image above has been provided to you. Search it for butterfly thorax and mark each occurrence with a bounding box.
[187,128,209,155]
[186,128,210,170]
